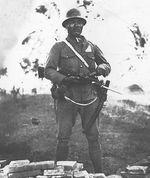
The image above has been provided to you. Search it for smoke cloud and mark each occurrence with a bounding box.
[0,0,33,68]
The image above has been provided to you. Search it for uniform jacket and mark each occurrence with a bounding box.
[45,34,111,102]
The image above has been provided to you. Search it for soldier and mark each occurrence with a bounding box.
[44,8,111,173]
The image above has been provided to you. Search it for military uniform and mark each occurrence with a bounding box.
[45,35,110,101]
[45,34,111,172]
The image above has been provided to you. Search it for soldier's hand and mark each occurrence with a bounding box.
[95,66,105,76]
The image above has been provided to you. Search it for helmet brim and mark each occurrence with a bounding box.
[62,17,86,27]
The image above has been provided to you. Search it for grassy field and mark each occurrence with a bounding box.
[0,94,150,175]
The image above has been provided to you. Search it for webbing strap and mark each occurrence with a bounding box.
[64,39,89,68]
[64,96,97,106]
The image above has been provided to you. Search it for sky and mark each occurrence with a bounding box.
[0,0,32,66]
[0,0,150,103]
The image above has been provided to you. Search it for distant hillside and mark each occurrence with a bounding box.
[1,94,150,175]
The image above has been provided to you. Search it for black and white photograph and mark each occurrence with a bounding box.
[0,0,150,177]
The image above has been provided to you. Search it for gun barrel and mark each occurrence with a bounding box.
[102,85,122,95]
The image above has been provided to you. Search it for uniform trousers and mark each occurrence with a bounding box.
[55,98,103,173]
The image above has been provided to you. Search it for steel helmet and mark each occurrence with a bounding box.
[62,8,86,27]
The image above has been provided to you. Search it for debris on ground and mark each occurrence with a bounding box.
[120,157,150,178]
[1,159,150,177]
[0,160,120,178]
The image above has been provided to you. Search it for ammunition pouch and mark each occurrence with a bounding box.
[51,84,66,100]
[38,66,45,78]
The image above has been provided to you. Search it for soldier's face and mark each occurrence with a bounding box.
[66,19,84,37]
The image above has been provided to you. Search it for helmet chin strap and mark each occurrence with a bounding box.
[74,34,81,38]
[68,30,82,38]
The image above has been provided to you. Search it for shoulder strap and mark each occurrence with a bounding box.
[87,41,98,68]
[64,39,89,68]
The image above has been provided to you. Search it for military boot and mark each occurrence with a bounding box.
[88,140,103,173]
[55,140,69,161]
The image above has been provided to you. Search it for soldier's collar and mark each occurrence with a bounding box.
[67,34,85,42]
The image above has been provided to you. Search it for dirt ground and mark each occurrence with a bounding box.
[0,94,150,175]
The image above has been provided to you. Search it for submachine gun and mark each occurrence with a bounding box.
[38,67,121,134]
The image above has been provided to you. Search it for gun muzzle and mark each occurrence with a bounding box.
[101,85,122,95]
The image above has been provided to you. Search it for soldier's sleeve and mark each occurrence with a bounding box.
[44,42,66,85]
[93,44,111,77]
